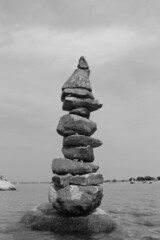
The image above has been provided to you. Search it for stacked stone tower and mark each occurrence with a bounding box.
[49,56,104,216]
[22,57,114,234]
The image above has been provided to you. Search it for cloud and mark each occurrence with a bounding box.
[0,24,158,65]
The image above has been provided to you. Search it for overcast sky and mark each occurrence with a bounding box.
[0,0,160,181]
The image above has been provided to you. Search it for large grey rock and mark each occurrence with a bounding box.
[57,114,97,136]
[52,158,99,175]
[21,202,115,233]
[62,146,94,162]
[61,88,94,101]
[49,184,103,216]
[63,134,103,148]
[52,173,104,188]
[62,68,92,91]
[69,107,90,118]
[77,56,89,70]
[63,96,102,112]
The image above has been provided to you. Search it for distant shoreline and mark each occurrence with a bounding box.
[12,182,50,184]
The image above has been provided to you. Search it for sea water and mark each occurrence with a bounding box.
[0,182,160,240]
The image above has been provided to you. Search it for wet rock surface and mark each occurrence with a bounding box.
[21,202,115,234]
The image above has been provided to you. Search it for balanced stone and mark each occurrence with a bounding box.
[52,173,104,188]
[77,56,89,70]
[52,158,99,175]
[62,146,94,162]
[57,114,97,136]
[63,96,102,112]
[63,134,103,148]
[70,173,104,186]
[61,88,94,101]
[62,69,92,91]
[52,174,72,188]
[69,107,90,118]
[49,184,103,216]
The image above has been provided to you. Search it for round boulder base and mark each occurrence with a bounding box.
[21,202,115,234]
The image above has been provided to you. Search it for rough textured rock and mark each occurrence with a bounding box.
[70,173,104,186]
[21,202,115,233]
[141,237,160,240]
[69,107,90,118]
[52,173,104,188]
[52,158,99,175]
[77,56,89,70]
[52,174,72,188]
[62,146,94,162]
[63,96,102,112]
[49,184,103,216]
[63,134,103,148]
[62,69,92,91]
[57,114,97,136]
[61,88,94,101]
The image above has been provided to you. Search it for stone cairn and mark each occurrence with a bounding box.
[49,56,104,216]
[21,57,114,234]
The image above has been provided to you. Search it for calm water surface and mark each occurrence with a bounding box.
[0,182,160,240]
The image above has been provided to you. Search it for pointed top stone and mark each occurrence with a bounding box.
[77,56,89,70]
[62,57,92,92]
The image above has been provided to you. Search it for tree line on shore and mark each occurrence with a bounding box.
[104,176,160,183]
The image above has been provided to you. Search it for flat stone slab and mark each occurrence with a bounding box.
[21,202,115,234]
[52,173,104,188]
[52,158,99,175]
[63,96,102,112]
[57,114,97,137]
[61,88,94,101]
[63,134,103,148]
[62,68,92,91]
[48,184,103,216]
[69,107,90,118]
[62,146,94,162]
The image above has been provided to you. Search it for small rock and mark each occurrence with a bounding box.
[62,146,94,162]
[50,184,103,216]
[57,114,97,137]
[77,56,89,69]
[62,69,92,92]
[63,96,103,112]
[52,158,99,175]
[63,134,103,148]
[61,88,94,101]
[52,174,72,188]
[69,107,90,118]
